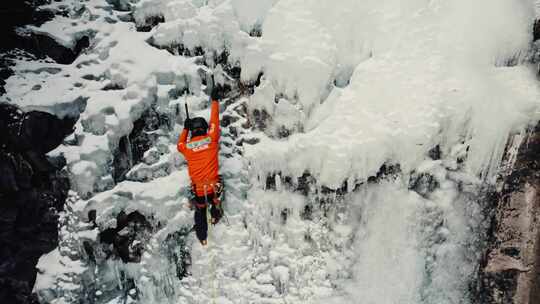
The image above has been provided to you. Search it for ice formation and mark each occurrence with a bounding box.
[2,0,540,303]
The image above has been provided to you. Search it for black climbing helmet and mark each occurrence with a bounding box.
[190,117,208,136]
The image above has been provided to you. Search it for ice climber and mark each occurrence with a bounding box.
[177,84,223,246]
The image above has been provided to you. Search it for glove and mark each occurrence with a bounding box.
[184,118,192,130]
[210,84,223,101]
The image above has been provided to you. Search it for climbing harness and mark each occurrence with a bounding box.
[191,178,224,222]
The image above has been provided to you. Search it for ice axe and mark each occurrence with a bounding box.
[184,91,190,130]
[208,72,216,102]
[184,102,190,120]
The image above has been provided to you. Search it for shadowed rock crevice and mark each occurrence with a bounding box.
[164,228,192,279]
[136,15,164,32]
[0,2,91,62]
[263,163,401,222]
[264,163,401,196]
[0,2,93,95]
[12,33,91,65]
[106,0,136,12]
[0,1,53,95]
[113,104,172,182]
[98,211,152,263]
[0,103,75,304]
[534,19,540,43]
[0,1,55,54]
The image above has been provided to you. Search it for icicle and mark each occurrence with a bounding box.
[276,173,282,191]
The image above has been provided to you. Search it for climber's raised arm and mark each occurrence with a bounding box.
[177,120,190,154]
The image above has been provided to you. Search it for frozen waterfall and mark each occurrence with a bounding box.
[1,0,540,304]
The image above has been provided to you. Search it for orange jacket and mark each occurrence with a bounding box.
[177,100,220,196]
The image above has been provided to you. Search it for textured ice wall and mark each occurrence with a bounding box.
[4,0,540,304]
[244,0,540,188]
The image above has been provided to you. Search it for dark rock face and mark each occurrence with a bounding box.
[136,15,165,32]
[18,33,91,65]
[264,163,402,222]
[113,105,171,182]
[106,0,135,12]
[534,20,540,42]
[98,211,152,263]
[0,103,75,304]
[164,228,192,279]
[478,122,540,304]
[0,1,54,53]
[409,172,439,198]
[0,1,52,95]
[0,60,15,96]
[0,2,91,95]
[251,108,271,132]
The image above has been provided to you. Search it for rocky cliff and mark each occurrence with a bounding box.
[0,103,75,304]
[479,122,540,303]
[0,2,90,95]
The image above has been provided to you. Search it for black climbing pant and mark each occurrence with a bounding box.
[193,193,222,242]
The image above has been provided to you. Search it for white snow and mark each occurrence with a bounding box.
[34,248,86,300]
[26,15,90,49]
[245,0,540,187]
[3,0,540,304]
